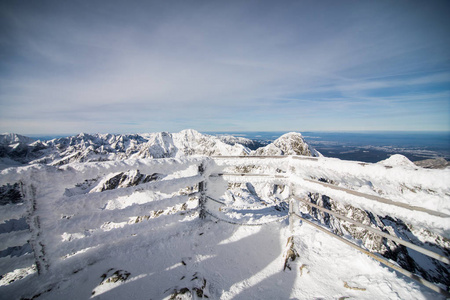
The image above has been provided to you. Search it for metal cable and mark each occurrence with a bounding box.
[206,196,226,205]
[204,209,288,226]
[206,196,288,211]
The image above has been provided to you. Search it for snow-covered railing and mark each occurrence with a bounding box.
[0,157,206,282]
[207,155,450,296]
[289,199,449,296]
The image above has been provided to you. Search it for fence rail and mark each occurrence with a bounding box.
[301,178,450,218]
[291,212,449,296]
[291,196,449,264]
[0,157,205,282]
[208,156,449,297]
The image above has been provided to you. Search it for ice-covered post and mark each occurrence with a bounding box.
[288,183,296,233]
[287,158,296,232]
[23,182,49,275]
[198,162,207,219]
[289,200,295,233]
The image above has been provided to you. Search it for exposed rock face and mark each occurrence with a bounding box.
[252,132,321,157]
[414,157,449,169]
[0,183,23,205]
[90,170,163,193]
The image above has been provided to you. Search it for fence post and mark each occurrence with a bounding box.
[198,162,207,219]
[23,182,49,275]
[289,199,295,233]
[289,183,295,233]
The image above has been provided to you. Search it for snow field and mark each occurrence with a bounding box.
[3,218,438,299]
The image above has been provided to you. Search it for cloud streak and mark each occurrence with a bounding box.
[0,0,449,134]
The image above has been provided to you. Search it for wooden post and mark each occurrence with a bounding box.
[23,183,48,275]
[198,163,206,219]
[289,183,295,233]
[289,199,294,233]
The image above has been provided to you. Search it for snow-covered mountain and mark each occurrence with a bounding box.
[215,134,269,150]
[0,130,254,167]
[0,133,35,145]
[0,134,37,166]
[0,130,321,168]
[252,132,321,157]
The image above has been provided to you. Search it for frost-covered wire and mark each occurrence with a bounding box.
[206,196,226,205]
[206,196,289,216]
[204,209,288,226]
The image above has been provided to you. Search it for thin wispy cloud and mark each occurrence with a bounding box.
[0,0,449,134]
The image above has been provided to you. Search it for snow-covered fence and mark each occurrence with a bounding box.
[289,201,449,296]
[0,157,207,281]
[209,155,449,230]
[1,155,449,295]
[207,155,450,296]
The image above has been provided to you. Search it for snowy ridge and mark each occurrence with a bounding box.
[0,130,319,168]
[0,130,251,167]
[0,134,35,146]
[216,134,269,150]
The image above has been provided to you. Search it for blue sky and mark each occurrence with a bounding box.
[0,0,449,135]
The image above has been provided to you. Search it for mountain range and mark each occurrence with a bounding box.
[0,129,320,168]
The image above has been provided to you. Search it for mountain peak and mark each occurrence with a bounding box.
[378,154,417,168]
[0,133,35,145]
[252,132,321,157]
[178,129,202,137]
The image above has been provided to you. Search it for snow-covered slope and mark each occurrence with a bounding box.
[378,154,418,169]
[216,134,269,150]
[252,132,321,157]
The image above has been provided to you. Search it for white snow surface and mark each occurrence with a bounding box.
[378,154,418,169]
[0,152,449,298]
[215,134,257,147]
